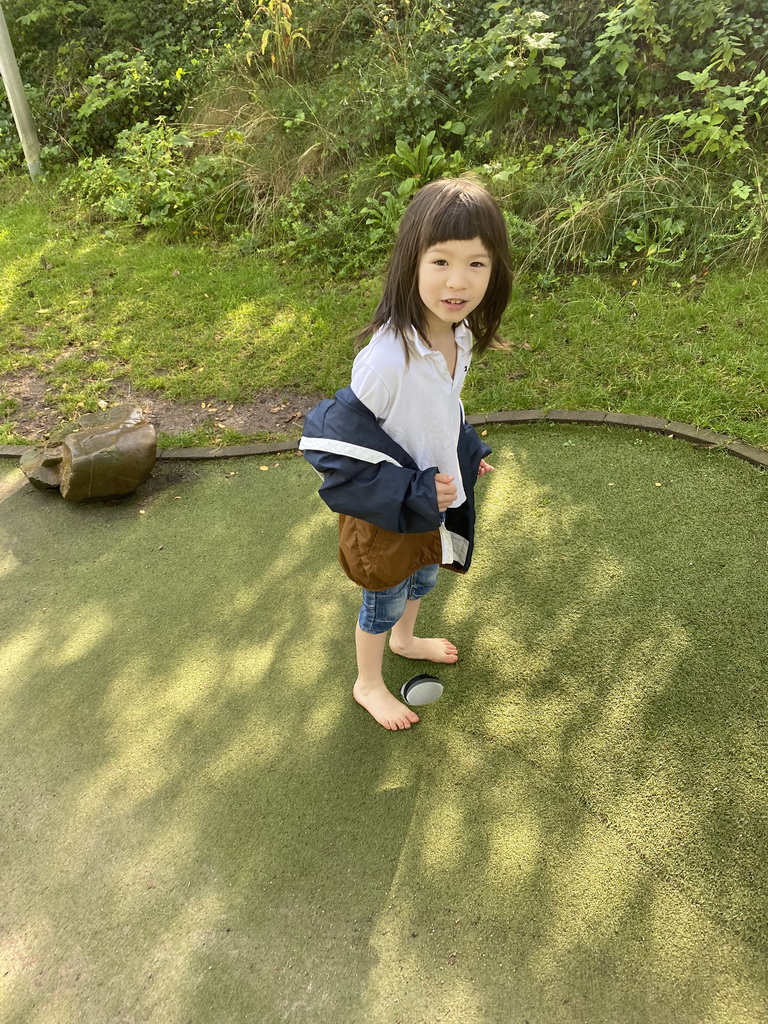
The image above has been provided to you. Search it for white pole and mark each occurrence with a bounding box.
[0,2,41,179]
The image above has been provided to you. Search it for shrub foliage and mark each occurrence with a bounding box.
[2,0,768,276]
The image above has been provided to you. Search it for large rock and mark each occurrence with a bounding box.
[58,405,157,502]
[53,404,147,442]
[20,405,157,501]
[12,405,154,505]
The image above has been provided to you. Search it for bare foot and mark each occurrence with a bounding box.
[354,678,420,730]
[389,637,459,663]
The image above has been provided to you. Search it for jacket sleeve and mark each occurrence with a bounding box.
[303,447,441,533]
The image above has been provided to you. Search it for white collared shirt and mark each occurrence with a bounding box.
[350,322,473,508]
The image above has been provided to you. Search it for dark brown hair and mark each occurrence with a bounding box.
[358,177,512,356]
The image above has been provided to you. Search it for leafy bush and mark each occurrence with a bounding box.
[1,0,240,157]
[663,68,768,156]
[7,0,768,281]
[58,120,237,231]
[0,104,23,175]
[533,0,768,149]
[360,131,467,243]
[248,131,468,275]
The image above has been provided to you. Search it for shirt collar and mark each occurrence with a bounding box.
[408,321,473,357]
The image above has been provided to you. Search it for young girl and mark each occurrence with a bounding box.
[301,177,512,730]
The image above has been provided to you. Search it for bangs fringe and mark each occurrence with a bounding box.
[423,194,501,252]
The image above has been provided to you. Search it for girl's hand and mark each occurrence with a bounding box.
[478,459,495,478]
[434,473,458,512]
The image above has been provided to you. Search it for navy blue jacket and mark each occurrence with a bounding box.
[300,387,491,575]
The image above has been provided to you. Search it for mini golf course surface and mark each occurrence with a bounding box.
[1,422,767,1024]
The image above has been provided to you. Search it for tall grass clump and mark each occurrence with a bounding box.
[492,120,768,279]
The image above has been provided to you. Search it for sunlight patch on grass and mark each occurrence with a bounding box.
[477,451,595,547]
[0,250,48,320]
[363,904,487,1024]
[301,698,346,743]
[202,729,281,785]
[476,605,689,768]
[420,795,468,872]
[373,745,421,794]
[0,546,20,580]
[0,631,45,691]
[103,652,289,787]
[52,604,113,667]
[220,300,259,332]
[642,893,768,1024]
[484,811,542,888]
[0,467,27,504]
[592,623,691,743]
[532,820,638,961]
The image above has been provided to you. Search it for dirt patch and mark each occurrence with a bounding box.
[0,372,54,439]
[133,389,323,439]
[0,371,324,442]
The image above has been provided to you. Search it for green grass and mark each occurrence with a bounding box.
[2,424,766,1022]
[1,178,768,449]
[469,273,768,447]
[0,180,372,442]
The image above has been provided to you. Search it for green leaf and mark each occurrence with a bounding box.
[394,140,411,161]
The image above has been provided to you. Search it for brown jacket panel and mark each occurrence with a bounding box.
[338,514,444,591]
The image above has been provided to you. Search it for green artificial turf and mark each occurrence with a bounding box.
[1,423,767,1023]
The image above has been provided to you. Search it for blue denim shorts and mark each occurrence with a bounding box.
[358,564,440,635]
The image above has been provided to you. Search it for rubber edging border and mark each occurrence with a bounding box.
[1,411,766,469]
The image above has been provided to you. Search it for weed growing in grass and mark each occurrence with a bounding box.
[243,0,310,78]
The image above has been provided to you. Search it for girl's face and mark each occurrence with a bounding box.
[417,236,492,339]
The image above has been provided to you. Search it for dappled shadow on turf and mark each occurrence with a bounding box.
[1,426,767,1023]
[378,422,768,1021]
[0,457,411,1020]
